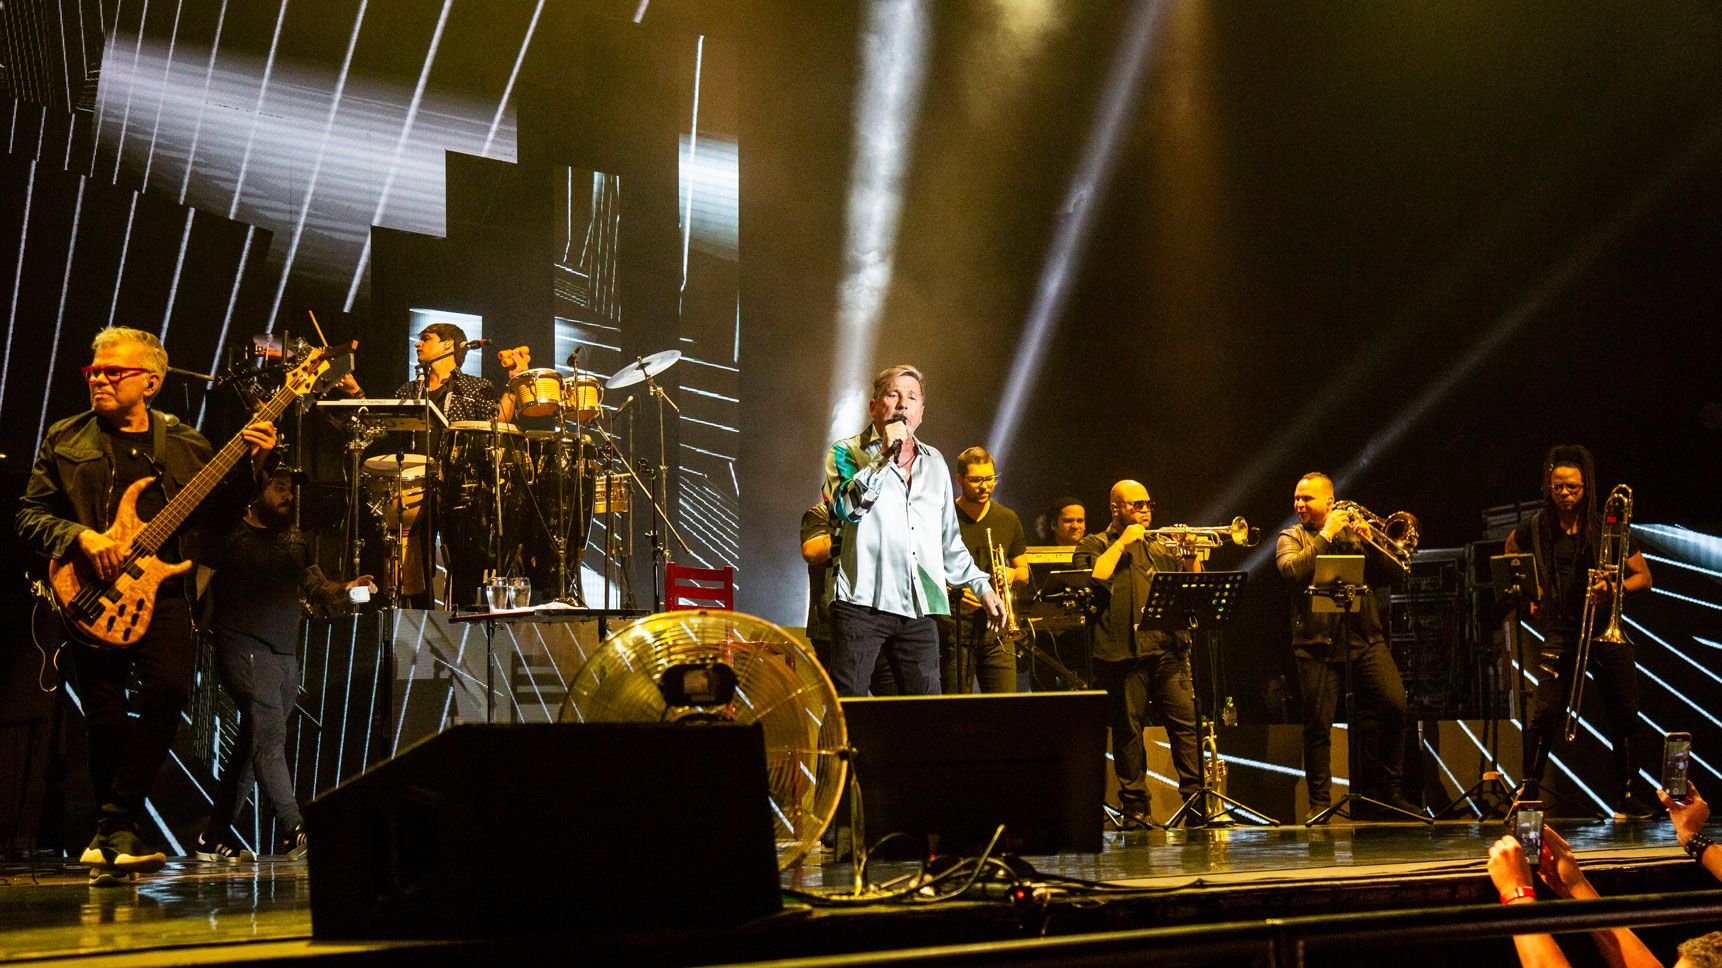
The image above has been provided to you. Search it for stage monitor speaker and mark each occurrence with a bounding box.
[839,691,1108,856]
[306,722,781,939]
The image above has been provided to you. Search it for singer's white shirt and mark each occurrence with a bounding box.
[822,427,990,619]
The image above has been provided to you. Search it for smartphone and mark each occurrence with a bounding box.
[1664,731,1693,800]
[1514,801,1545,869]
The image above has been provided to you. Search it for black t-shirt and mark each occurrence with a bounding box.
[948,503,1027,617]
[1510,511,1640,636]
[100,422,180,566]
[209,520,316,654]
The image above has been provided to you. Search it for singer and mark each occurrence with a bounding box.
[822,364,1006,697]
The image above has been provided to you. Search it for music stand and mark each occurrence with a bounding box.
[1436,554,1539,818]
[1305,556,1431,825]
[1136,571,1277,827]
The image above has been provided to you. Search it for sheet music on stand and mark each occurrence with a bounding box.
[315,397,448,433]
[1136,571,1247,632]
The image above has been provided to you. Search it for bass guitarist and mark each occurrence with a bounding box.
[15,326,276,883]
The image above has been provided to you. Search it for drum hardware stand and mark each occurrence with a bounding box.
[623,396,637,609]
[340,410,386,589]
[640,364,681,610]
[1304,561,1432,825]
[1142,572,1279,829]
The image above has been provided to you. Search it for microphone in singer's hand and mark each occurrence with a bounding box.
[883,413,909,458]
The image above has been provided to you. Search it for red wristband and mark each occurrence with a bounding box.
[1500,886,1537,904]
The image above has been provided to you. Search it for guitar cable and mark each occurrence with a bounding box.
[28,579,64,694]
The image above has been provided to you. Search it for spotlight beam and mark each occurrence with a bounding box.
[987,0,1166,469]
[822,0,930,445]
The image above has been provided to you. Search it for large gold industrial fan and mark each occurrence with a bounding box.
[558,610,847,869]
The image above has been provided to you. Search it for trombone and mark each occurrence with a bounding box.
[1565,485,1633,742]
[1331,501,1420,573]
[1145,516,1260,560]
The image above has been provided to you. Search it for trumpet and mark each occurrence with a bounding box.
[1566,484,1632,742]
[1145,516,1260,559]
[986,526,1024,642]
[1330,501,1420,572]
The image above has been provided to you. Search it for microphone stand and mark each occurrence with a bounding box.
[643,364,681,611]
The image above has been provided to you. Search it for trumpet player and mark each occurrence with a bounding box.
[1505,445,1653,818]
[1074,480,1203,825]
[1276,472,1416,821]
[940,447,1030,694]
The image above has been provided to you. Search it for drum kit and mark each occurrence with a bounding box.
[322,348,689,611]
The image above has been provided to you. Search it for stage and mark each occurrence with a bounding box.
[1,819,1707,967]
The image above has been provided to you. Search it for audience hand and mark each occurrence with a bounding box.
[1658,779,1709,846]
[1488,834,1536,901]
[1536,826,1594,899]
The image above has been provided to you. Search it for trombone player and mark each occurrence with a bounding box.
[1276,472,1417,821]
[1505,445,1653,818]
[1074,480,1203,825]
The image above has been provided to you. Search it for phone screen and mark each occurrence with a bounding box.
[1515,805,1544,869]
[1664,734,1693,799]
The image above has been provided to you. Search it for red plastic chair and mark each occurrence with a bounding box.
[665,562,735,611]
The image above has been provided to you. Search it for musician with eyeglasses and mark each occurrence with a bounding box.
[15,327,277,881]
[1505,444,1654,818]
[1073,480,1203,825]
[938,447,1030,694]
[1275,471,1416,821]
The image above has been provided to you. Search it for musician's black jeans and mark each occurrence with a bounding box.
[936,614,1016,694]
[1524,636,1640,800]
[1093,651,1202,812]
[1296,638,1408,808]
[68,596,194,832]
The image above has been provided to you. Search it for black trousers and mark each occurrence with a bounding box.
[1295,638,1408,807]
[1093,651,1202,810]
[936,614,1016,694]
[828,600,940,697]
[1524,635,1640,798]
[68,596,195,829]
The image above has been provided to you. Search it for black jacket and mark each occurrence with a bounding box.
[1274,524,1400,659]
[16,408,255,567]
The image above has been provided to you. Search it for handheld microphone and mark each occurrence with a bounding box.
[882,413,909,459]
[457,338,491,349]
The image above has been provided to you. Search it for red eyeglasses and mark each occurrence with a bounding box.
[81,365,152,382]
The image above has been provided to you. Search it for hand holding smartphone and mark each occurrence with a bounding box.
[1663,731,1693,800]
[1514,801,1545,869]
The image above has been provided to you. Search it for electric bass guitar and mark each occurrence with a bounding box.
[49,342,353,649]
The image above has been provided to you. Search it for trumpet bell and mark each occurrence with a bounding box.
[1228,516,1260,547]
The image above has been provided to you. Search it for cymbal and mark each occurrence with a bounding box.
[362,453,432,478]
[605,350,682,390]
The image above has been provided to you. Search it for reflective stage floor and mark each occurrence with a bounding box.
[0,820,1693,966]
